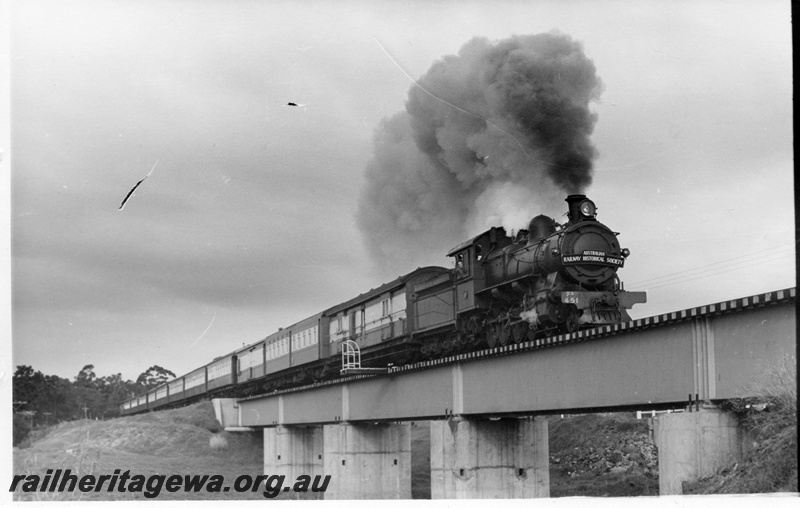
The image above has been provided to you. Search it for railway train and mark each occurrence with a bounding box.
[121,194,646,415]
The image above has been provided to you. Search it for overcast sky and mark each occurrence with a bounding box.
[7,0,794,382]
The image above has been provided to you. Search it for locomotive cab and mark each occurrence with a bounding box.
[447,226,512,315]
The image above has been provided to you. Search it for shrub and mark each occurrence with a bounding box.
[725,354,795,434]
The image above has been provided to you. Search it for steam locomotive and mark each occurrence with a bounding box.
[121,195,646,415]
[439,193,647,351]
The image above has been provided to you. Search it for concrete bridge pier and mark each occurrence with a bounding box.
[263,425,324,499]
[430,417,549,499]
[323,422,412,499]
[654,406,743,495]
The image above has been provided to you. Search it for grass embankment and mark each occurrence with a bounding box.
[13,402,263,501]
[684,355,797,494]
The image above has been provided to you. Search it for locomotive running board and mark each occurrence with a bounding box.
[560,290,647,309]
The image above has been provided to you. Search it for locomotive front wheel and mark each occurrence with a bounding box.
[565,308,580,333]
[565,319,578,333]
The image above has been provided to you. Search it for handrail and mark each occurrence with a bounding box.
[341,340,361,371]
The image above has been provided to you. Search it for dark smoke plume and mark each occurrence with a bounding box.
[357,32,603,274]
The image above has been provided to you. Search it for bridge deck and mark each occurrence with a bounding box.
[238,288,795,426]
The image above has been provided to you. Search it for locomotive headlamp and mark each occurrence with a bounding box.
[579,199,596,217]
[621,248,630,258]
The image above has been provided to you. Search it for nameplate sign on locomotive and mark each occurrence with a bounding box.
[562,250,624,267]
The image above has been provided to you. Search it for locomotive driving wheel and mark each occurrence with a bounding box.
[498,324,510,346]
[511,322,527,343]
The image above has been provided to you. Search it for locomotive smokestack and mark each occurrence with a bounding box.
[566,194,586,221]
[565,194,597,222]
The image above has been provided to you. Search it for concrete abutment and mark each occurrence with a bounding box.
[654,407,743,495]
[211,398,238,428]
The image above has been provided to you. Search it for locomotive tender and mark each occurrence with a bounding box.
[121,195,645,415]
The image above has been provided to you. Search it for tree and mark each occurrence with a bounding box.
[44,375,76,422]
[12,363,163,427]
[12,365,43,410]
[136,365,176,390]
[96,372,139,418]
[75,364,97,388]
[13,365,73,427]
[72,366,144,419]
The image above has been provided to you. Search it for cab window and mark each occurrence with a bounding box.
[455,249,471,278]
